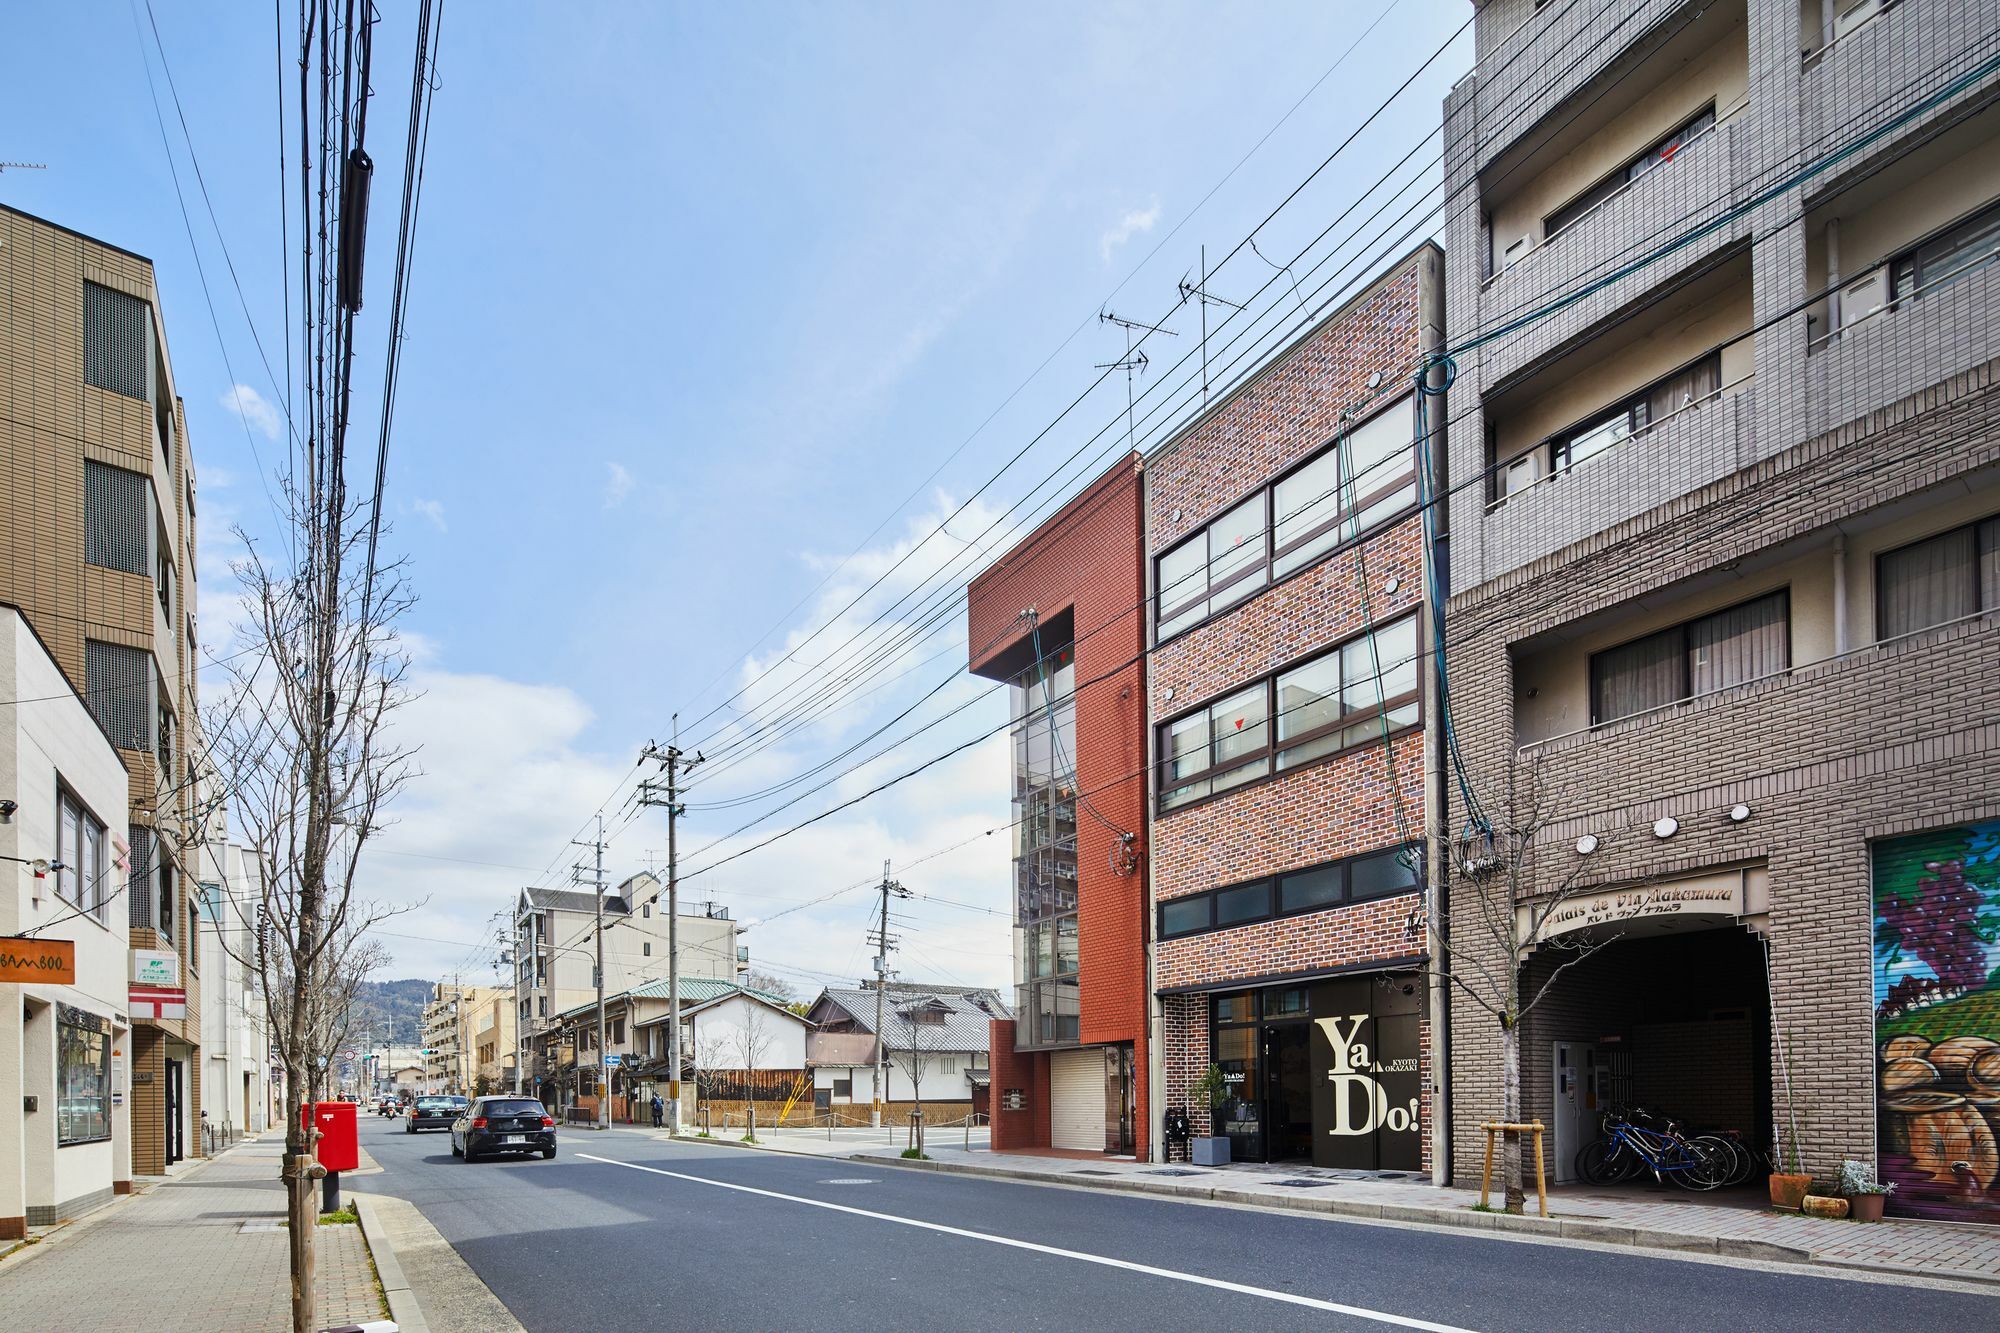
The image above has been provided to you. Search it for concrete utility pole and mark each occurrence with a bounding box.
[575,817,610,1129]
[640,728,703,1135]
[512,910,526,1094]
[868,861,911,1129]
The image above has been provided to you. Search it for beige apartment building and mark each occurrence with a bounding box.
[420,982,515,1094]
[0,205,206,1178]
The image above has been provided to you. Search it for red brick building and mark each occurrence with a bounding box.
[968,457,1150,1157]
[1144,244,1445,1171]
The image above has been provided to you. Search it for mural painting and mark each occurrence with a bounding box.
[1873,820,2000,1223]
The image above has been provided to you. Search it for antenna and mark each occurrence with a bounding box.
[1177,244,1245,405]
[0,162,49,174]
[1099,308,1176,454]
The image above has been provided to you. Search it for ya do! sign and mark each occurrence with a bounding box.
[0,936,77,984]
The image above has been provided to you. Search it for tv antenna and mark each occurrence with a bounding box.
[0,162,49,174]
[1178,244,1245,405]
[1098,308,1176,453]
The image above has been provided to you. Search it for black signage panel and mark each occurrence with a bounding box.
[1308,973,1424,1171]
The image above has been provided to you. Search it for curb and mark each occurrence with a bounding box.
[843,1153,2000,1285]
[353,1195,428,1333]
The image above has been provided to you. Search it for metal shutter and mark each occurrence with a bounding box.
[127,825,155,930]
[83,282,151,401]
[1049,1048,1104,1151]
[85,460,151,574]
[85,640,152,750]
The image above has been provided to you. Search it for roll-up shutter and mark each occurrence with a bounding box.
[1049,1047,1103,1151]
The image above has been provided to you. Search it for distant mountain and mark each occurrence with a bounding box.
[353,977,433,1045]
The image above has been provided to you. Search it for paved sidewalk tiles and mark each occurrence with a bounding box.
[0,1135,388,1332]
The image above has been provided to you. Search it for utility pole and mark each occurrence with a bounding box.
[573,816,609,1129]
[639,726,703,1135]
[869,861,912,1129]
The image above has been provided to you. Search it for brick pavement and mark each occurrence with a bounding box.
[0,1134,386,1331]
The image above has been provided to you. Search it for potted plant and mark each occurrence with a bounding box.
[1190,1064,1231,1167]
[1768,1121,1812,1210]
[1838,1159,1895,1223]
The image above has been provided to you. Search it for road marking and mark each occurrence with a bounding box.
[577,1153,1474,1330]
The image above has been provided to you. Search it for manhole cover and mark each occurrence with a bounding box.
[1266,1178,1335,1188]
[1142,1168,1209,1177]
[820,1178,877,1185]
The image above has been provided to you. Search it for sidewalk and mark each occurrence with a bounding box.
[826,1143,1999,1288]
[0,1134,388,1331]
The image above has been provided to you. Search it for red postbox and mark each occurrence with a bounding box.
[303,1100,359,1172]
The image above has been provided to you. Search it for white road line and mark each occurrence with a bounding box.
[576,1152,1475,1331]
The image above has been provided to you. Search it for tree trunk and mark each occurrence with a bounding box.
[1501,1016,1524,1215]
[282,1071,315,1333]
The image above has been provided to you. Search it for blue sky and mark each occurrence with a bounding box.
[4,2,1470,995]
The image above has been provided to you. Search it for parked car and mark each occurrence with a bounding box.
[451,1096,557,1162]
[406,1095,469,1133]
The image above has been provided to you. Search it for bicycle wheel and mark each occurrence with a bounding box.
[1577,1138,1622,1184]
[1671,1139,1731,1190]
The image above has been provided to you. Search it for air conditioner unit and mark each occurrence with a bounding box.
[1834,0,1886,40]
[1839,267,1890,329]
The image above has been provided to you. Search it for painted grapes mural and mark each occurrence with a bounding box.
[1873,820,2000,1223]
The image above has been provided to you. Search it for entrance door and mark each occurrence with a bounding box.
[1264,1026,1313,1161]
[1551,1041,1597,1183]
[1103,1045,1134,1155]
[164,1058,185,1165]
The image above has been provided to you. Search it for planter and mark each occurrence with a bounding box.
[1768,1172,1812,1210]
[1801,1194,1850,1219]
[1191,1136,1231,1167]
[1848,1192,1888,1223]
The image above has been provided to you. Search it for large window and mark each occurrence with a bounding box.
[1156,397,1416,638]
[1011,639,1081,1047]
[1876,515,2000,640]
[84,461,151,575]
[1157,843,1421,940]
[1891,200,2000,301]
[85,640,152,751]
[56,785,108,924]
[1545,104,1717,241]
[1158,613,1420,812]
[83,281,151,401]
[1590,590,1790,726]
[1496,352,1723,501]
[58,1006,113,1145]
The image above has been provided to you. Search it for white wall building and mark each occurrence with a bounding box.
[0,607,133,1236]
[196,839,274,1138]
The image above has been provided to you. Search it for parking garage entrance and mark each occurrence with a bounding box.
[1523,867,1774,1190]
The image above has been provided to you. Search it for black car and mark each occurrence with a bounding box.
[406,1095,468,1133]
[451,1096,557,1161]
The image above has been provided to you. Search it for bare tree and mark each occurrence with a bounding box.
[1436,756,1635,1213]
[728,1002,775,1074]
[888,1002,944,1153]
[691,1030,731,1128]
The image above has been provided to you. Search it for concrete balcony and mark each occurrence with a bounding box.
[1478,385,1756,584]
[1803,0,2000,166]
[1477,117,1745,389]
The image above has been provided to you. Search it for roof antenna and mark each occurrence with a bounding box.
[1098,308,1176,453]
[1178,243,1245,405]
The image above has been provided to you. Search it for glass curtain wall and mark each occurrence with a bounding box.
[1012,641,1080,1047]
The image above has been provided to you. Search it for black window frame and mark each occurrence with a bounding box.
[54,781,109,924]
[1890,198,2000,301]
[1156,611,1423,815]
[1874,513,2000,641]
[1490,349,1726,504]
[1588,588,1793,727]
[1155,843,1423,942]
[1153,395,1419,643]
[56,1005,113,1146]
[1544,103,1718,242]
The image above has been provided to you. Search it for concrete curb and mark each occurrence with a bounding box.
[354,1194,428,1333]
[844,1153,2000,1284]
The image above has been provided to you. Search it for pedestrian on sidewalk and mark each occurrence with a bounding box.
[651,1093,664,1129]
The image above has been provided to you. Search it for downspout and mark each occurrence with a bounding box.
[1833,529,1850,655]
[1827,217,1842,333]
[1418,248,1453,1189]
[1141,457,1166,1164]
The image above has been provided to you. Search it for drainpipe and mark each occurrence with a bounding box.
[1140,458,1166,1165]
[1826,218,1842,332]
[1833,530,1851,655]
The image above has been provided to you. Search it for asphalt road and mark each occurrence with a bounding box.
[350,1115,1988,1332]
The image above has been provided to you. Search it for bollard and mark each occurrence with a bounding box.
[322,1169,341,1215]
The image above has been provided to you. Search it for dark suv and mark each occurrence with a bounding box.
[452,1096,557,1162]
[406,1095,469,1133]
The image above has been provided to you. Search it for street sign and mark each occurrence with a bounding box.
[604,1053,622,1067]
[0,936,76,984]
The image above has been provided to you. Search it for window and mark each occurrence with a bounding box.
[159,856,176,939]
[1545,105,1717,240]
[1590,590,1790,725]
[84,461,151,575]
[1876,516,2000,639]
[85,640,152,751]
[832,1077,852,1098]
[642,942,652,957]
[127,825,154,929]
[56,786,108,922]
[83,282,151,401]
[1892,200,2000,300]
[1499,352,1723,500]
[1158,398,1416,637]
[57,1006,113,1145]
[1157,844,1422,941]
[1158,613,1420,812]
[157,702,176,782]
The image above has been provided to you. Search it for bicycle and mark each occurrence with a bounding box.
[1577,1107,1730,1190]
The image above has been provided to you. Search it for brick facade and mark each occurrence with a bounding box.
[968,458,1149,1157]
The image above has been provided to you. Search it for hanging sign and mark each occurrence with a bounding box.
[130,985,188,1019]
[132,949,179,986]
[0,936,76,984]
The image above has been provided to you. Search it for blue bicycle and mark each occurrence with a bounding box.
[1577,1107,1729,1190]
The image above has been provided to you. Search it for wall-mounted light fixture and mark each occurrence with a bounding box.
[1575,834,1599,855]
[1653,816,1680,840]
[1729,803,1752,823]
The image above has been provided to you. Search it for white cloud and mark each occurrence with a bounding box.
[1099,197,1161,261]
[411,498,448,533]
[603,461,634,509]
[220,383,281,441]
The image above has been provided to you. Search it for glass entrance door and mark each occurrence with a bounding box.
[1212,1025,1263,1162]
[164,1058,184,1165]
[1264,1025,1313,1161]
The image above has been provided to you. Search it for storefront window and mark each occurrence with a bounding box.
[58,1006,112,1145]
